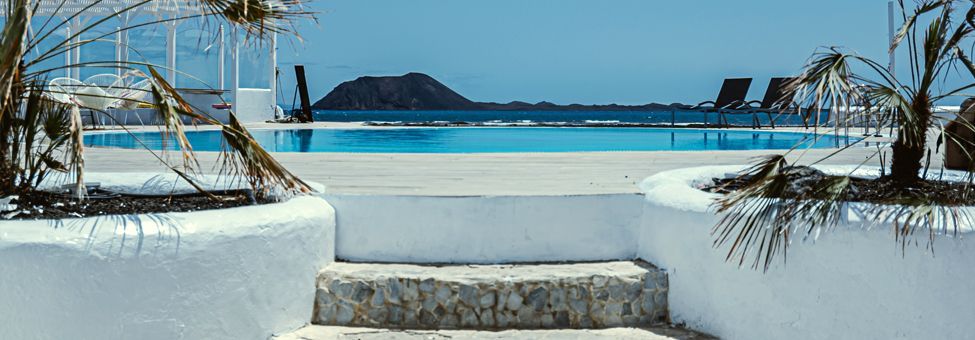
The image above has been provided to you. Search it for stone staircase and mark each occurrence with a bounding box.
[310,261,669,330]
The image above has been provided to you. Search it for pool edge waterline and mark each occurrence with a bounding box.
[83,127,862,154]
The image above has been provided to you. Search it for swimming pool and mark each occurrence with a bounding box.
[84,127,855,153]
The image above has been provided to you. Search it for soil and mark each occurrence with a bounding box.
[3,189,268,220]
[703,166,975,206]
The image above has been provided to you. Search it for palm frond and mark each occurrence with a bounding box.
[713,156,852,272]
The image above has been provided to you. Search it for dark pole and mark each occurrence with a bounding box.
[294,65,314,123]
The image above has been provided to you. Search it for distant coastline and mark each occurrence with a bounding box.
[312,72,691,111]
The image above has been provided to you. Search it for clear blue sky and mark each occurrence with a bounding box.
[272,0,894,105]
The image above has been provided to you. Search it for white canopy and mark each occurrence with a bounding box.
[7,0,280,121]
[2,0,206,17]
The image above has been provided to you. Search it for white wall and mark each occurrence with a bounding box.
[639,166,975,340]
[325,194,644,264]
[0,195,335,340]
[235,88,274,123]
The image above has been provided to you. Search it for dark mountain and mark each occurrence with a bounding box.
[313,73,689,111]
[313,73,479,110]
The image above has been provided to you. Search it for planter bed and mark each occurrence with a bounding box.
[638,165,975,340]
[0,173,336,340]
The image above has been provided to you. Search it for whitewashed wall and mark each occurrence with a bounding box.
[325,194,644,264]
[235,88,275,122]
[0,194,335,340]
[639,166,975,340]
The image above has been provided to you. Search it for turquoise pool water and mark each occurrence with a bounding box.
[84,128,854,153]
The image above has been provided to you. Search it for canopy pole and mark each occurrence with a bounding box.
[72,17,81,80]
[165,20,178,85]
[231,26,239,111]
[64,25,71,78]
[218,25,225,90]
[115,26,122,77]
[269,31,277,117]
[887,1,895,77]
[120,13,130,68]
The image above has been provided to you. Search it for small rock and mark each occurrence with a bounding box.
[316,303,336,324]
[327,279,342,293]
[549,287,566,311]
[420,278,436,293]
[569,298,588,314]
[579,315,593,328]
[540,313,555,328]
[496,290,509,312]
[608,284,624,300]
[402,279,419,301]
[315,288,335,306]
[422,296,438,311]
[459,284,478,307]
[434,305,446,317]
[590,302,606,319]
[644,272,659,289]
[461,308,479,327]
[335,302,355,325]
[641,291,655,315]
[334,281,354,299]
[351,282,373,303]
[593,275,609,288]
[506,292,524,311]
[444,297,457,314]
[527,287,548,311]
[555,311,570,327]
[625,282,642,302]
[622,302,632,316]
[567,286,580,299]
[604,315,623,327]
[404,309,418,326]
[517,306,537,326]
[654,291,668,306]
[480,309,496,327]
[606,302,623,317]
[419,310,438,326]
[496,312,509,328]
[370,288,385,306]
[435,285,452,303]
[386,278,402,304]
[389,305,404,324]
[439,314,459,328]
[623,315,640,326]
[366,307,387,324]
[479,290,496,309]
[596,289,609,301]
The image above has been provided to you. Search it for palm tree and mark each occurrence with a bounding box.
[713,0,975,271]
[0,0,314,201]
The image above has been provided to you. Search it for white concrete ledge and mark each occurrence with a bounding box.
[0,176,335,340]
[325,194,644,264]
[639,166,975,340]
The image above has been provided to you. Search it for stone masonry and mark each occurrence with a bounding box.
[312,261,668,330]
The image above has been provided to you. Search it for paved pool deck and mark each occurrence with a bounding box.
[83,123,908,196]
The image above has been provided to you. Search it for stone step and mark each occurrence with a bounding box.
[275,325,714,340]
[312,261,668,330]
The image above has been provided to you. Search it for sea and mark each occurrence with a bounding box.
[312,109,829,126]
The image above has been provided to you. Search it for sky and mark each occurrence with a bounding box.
[45,0,947,106]
[272,0,896,105]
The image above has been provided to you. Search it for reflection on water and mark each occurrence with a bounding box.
[273,129,314,152]
[85,128,860,153]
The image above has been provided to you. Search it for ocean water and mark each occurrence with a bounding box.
[85,127,855,153]
[313,109,827,126]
